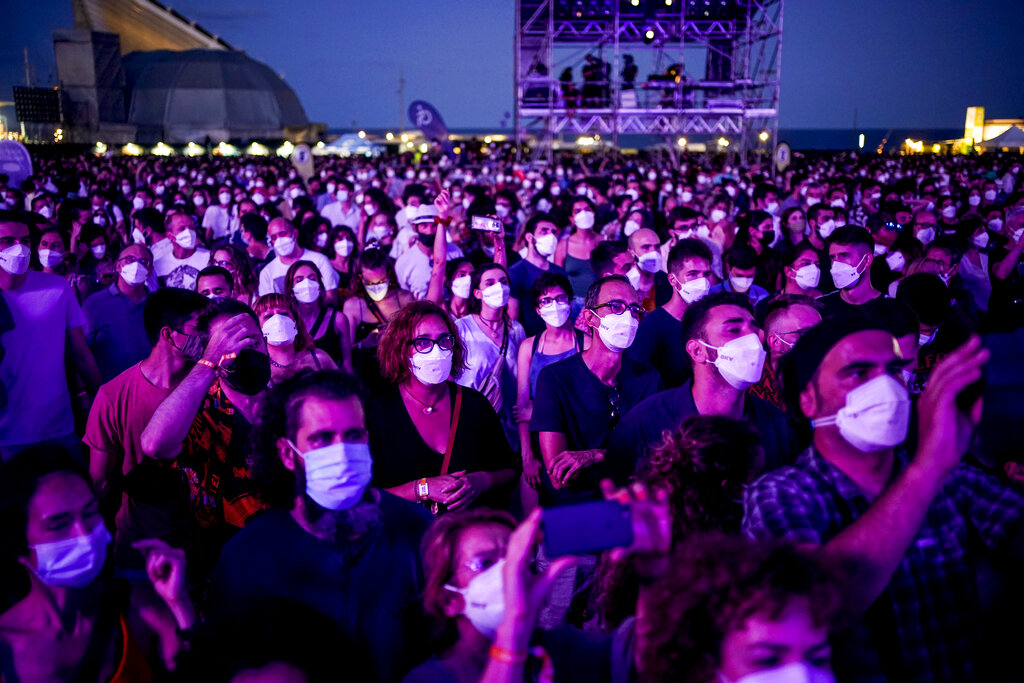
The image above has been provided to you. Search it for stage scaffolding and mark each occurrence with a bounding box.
[514,0,783,161]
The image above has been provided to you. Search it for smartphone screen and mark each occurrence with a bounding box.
[471,215,503,232]
[542,501,633,558]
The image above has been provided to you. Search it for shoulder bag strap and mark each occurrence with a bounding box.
[310,304,330,337]
[440,385,463,476]
[364,295,388,326]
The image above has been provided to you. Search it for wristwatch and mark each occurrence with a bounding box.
[417,478,430,501]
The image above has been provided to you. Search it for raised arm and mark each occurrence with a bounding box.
[425,189,451,306]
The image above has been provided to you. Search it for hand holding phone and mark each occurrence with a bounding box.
[471,215,503,232]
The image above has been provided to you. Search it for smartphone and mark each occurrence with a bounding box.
[471,215,503,232]
[542,501,633,558]
[956,375,985,414]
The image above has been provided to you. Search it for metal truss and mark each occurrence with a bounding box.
[514,0,784,160]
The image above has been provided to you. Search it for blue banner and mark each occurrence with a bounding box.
[0,140,33,188]
[408,100,453,157]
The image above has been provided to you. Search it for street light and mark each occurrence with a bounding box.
[758,131,769,142]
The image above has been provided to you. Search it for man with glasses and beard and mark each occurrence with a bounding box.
[210,370,432,683]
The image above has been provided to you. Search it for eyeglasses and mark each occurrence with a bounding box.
[537,294,570,308]
[118,255,153,268]
[213,259,235,271]
[591,300,646,321]
[880,221,903,232]
[409,333,456,354]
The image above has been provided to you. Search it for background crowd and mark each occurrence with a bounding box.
[1,144,1023,682]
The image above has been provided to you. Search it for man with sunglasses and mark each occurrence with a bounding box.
[531,275,662,505]
[82,244,154,381]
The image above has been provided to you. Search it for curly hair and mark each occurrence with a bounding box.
[377,300,467,384]
[636,535,842,683]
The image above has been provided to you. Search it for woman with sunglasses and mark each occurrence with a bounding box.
[210,244,259,306]
[370,301,518,514]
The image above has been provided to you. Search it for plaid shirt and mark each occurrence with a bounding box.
[743,447,1024,683]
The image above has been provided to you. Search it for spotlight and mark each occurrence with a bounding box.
[630,0,639,6]
[643,27,656,43]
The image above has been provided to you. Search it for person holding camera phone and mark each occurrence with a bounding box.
[743,314,1024,681]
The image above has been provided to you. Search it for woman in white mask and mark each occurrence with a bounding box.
[254,294,337,384]
[369,301,519,514]
[0,450,196,680]
[779,243,823,298]
[957,217,992,312]
[285,261,352,373]
[455,265,526,449]
[443,258,476,321]
[554,198,603,303]
[636,536,839,683]
[514,273,582,504]
[342,246,414,396]
[327,225,358,293]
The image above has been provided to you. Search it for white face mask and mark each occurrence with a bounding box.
[884,251,905,272]
[219,192,232,205]
[132,197,146,211]
[678,276,710,304]
[262,313,299,346]
[274,235,297,257]
[334,239,354,257]
[480,282,510,309]
[967,195,981,207]
[830,254,866,290]
[37,205,53,219]
[38,249,64,269]
[290,441,373,511]
[314,233,328,248]
[364,281,390,302]
[574,210,595,231]
[729,275,754,293]
[793,264,820,290]
[495,205,510,219]
[941,205,957,219]
[699,333,766,389]
[594,310,639,352]
[30,522,112,589]
[451,274,472,300]
[293,279,320,304]
[364,204,377,217]
[817,219,836,239]
[720,661,836,683]
[987,218,1003,233]
[765,201,779,215]
[623,219,642,238]
[175,228,197,250]
[916,227,935,245]
[971,232,989,249]
[710,208,727,223]
[637,251,661,274]
[984,189,997,201]
[918,329,937,347]
[538,300,571,328]
[252,194,266,206]
[410,346,453,385]
[812,374,910,452]
[121,262,149,286]
[0,243,31,275]
[805,197,821,207]
[530,233,556,258]
[444,559,506,639]
[336,190,350,203]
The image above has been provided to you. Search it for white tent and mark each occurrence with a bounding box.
[978,126,1024,149]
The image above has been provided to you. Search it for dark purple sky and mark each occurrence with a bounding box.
[2,0,1022,131]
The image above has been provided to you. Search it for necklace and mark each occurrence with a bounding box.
[270,357,292,368]
[402,385,442,415]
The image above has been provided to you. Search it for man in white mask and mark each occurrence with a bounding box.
[258,217,340,300]
[817,226,882,317]
[624,228,671,309]
[153,212,210,291]
[81,244,154,381]
[610,292,794,473]
[627,238,712,389]
[395,202,463,300]
[508,213,566,336]
[743,315,1023,681]
[0,212,103,461]
[210,370,432,683]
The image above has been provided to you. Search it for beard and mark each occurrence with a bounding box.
[294,467,383,556]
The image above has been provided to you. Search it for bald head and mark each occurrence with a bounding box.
[628,228,658,253]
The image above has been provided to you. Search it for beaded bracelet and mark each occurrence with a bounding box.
[489,645,528,665]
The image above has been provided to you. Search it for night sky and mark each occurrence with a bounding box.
[2,0,1022,132]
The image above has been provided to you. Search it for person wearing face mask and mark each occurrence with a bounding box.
[895,273,974,393]
[744,315,1024,682]
[508,213,568,337]
[254,294,338,385]
[778,241,825,299]
[396,204,465,300]
[610,293,794,475]
[153,212,210,291]
[325,224,358,292]
[443,258,476,320]
[201,185,233,243]
[286,260,352,371]
[514,273,583,502]
[531,276,662,509]
[627,239,712,389]
[0,213,103,461]
[636,535,840,683]
[321,179,361,230]
[210,370,434,683]
[368,301,518,516]
[711,245,770,306]
[817,227,882,317]
[259,217,341,305]
[624,228,673,312]
[958,218,993,313]
[139,299,274,573]
[0,449,197,682]
[81,245,155,381]
[804,204,836,252]
[752,295,823,410]
[554,198,602,301]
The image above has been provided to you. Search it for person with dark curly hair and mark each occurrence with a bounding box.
[210,369,433,683]
[368,300,519,514]
[635,535,841,683]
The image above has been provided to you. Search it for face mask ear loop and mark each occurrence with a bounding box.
[810,415,837,430]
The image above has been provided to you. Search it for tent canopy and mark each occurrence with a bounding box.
[978,125,1024,149]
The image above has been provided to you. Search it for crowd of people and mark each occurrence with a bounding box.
[1,143,1023,682]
